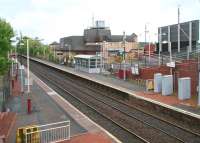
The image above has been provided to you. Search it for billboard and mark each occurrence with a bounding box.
[158,20,199,42]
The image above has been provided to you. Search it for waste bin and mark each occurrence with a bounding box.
[27,99,31,114]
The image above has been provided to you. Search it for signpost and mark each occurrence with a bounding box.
[198,72,200,106]
[131,64,139,75]
[166,61,175,68]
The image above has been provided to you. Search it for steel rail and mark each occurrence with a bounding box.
[32,64,149,143]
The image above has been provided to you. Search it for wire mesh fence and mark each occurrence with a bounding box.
[0,70,10,111]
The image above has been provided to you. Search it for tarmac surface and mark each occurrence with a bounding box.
[5,63,120,143]
[5,67,87,143]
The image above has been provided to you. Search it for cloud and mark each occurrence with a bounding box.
[10,1,90,43]
[31,0,49,5]
[4,0,200,43]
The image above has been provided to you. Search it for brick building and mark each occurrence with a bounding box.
[56,21,138,63]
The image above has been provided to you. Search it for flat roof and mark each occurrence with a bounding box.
[74,54,100,59]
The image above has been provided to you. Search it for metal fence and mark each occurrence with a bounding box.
[0,71,10,112]
[25,121,70,143]
[103,45,200,72]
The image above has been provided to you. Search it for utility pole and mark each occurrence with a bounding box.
[178,6,180,53]
[123,31,126,80]
[168,26,172,63]
[198,58,200,106]
[27,39,30,94]
[189,21,192,53]
[148,33,151,64]
[11,49,13,77]
[54,46,56,61]
[145,24,147,45]
[168,26,173,75]
[68,45,71,64]
[15,44,17,62]
[159,28,162,66]
[100,43,103,73]
[144,24,148,66]
[19,41,24,94]
[102,41,106,71]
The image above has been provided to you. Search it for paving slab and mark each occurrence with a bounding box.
[5,68,87,143]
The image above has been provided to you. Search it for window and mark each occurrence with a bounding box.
[97,59,101,68]
[90,59,96,68]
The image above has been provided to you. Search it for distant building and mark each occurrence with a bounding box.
[74,54,101,73]
[158,20,199,53]
[58,20,138,63]
[49,41,66,61]
[49,41,60,51]
[60,36,99,55]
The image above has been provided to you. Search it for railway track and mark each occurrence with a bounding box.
[29,62,148,143]
[22,58,200,143]
[58,71,200,143]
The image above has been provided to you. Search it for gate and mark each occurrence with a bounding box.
[25,121,70,143]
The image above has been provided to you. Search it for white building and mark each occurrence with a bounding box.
[74,55,101,73]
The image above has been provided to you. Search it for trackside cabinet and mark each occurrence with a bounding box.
[178,77,191,100]
[162,75,173,96]
[154,73,162,93]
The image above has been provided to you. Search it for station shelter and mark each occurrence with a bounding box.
[74,55,101,73]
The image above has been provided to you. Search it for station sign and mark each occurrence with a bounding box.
[131,64,139,75]
[166,61,175,68]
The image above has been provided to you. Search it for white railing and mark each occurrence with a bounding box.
[25,121,70,143]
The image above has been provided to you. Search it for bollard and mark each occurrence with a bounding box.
[12,79,14,88]
[198,73,200,106]
[15,74,18,80]
[27,99,31,114]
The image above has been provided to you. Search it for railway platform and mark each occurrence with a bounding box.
[5,63,120,143]
[29,57,200,119]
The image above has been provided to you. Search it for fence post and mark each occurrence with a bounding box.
[198,72,200,106]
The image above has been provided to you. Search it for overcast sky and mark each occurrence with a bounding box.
[1,0,200,44]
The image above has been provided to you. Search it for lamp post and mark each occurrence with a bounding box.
[54,46,56,61]
[65,44,71,65]
[11,54,14,77]
[178,6,180,53]
[158,29,166,66]
[101,43,103,73]
[144,23,150,66]
[101,41,106,72]
[159,28,162,66]
[19,42,24,93]
[15,36,25,93]
[10,38,17,77]
[68,45,71,64]
[122,31,126,80]
[27,39,30,94]
[198,72,200,106]
[148,33,151,64]
[96,42,103,74]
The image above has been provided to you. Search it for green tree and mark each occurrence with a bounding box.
[0,18,14,75]
[17,36,51,60]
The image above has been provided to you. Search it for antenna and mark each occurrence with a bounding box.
[20,31,23,40]
[123,31,126,41]
[145,24,147,44]
[178,4,180,25]
[177,4,181,52]
[92,13,95,27]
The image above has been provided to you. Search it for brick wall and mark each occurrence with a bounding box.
[174,60,198,95]
[138,60,198,96]
[144,44,156,56]
[118,59,198,96]
[128,65,171,80]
